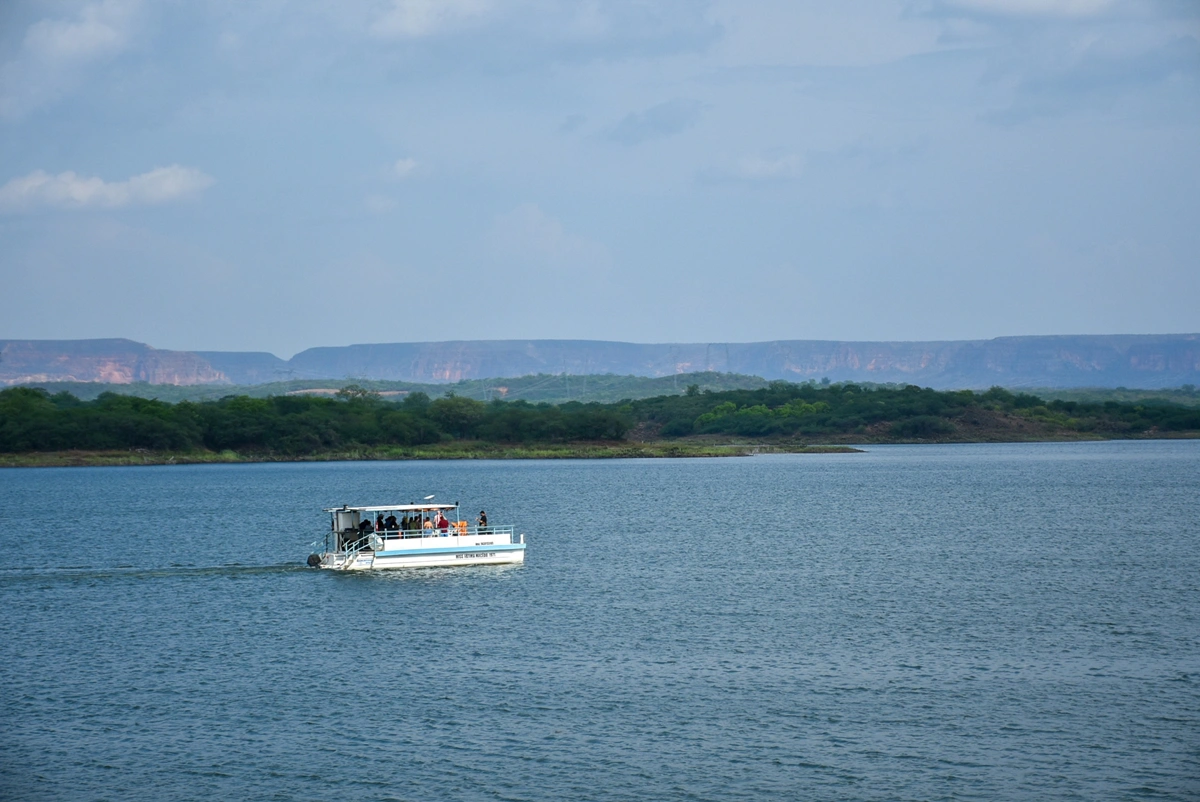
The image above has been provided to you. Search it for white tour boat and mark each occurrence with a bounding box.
[307,502,526,570]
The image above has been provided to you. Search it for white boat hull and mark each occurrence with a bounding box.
[317,533,525,571]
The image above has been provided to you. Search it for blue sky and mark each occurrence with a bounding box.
[1,0,1197,357]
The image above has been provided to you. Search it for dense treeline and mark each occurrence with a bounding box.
[635,381,1200,438]
[0,387,628,454]
[1,381,1198,455]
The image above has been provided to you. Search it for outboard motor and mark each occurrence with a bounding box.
[307,553,322,568]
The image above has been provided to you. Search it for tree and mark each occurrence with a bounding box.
[428,396,487,438]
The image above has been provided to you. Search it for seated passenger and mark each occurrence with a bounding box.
[384,514,398,531]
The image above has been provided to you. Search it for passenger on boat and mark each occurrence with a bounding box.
[477,510,487,529]
[375,514,385,532]
[384,514,398,531]
[423,517,433,532]
[357,518,372,535]
[436,512,450,534]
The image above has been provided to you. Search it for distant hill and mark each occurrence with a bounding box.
[2,335,1198,390]
[0,339,225,386]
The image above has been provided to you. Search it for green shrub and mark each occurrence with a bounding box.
[890,416,955,438]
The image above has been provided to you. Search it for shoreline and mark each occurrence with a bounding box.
[0,443,864,468]
[1,434,1196,467]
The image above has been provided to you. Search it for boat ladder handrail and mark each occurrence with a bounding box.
[333,536,373,568]
[311,525,523,568]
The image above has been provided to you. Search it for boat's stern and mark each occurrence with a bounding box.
[309,548,376,571]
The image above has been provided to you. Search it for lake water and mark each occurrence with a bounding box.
[1,442,1198,801]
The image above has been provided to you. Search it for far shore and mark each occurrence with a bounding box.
[4,432,1197,468]
[0,442,863,468]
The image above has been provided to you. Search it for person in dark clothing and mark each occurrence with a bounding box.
[384,514,398,531]
[477,510,488,529]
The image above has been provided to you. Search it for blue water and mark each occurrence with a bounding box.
[1,442,1198,801]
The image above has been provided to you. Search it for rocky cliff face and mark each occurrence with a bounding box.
[0,339,228,386]
[193,351,289,385]
[4,335,1198,390]
[282,335,1200,388]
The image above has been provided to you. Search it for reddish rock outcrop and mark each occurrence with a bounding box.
[0,339,228,386]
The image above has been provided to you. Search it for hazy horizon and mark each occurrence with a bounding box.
[6,331,1200,363]
[2,1,1198,357]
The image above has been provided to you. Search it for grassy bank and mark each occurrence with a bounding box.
[0,442,863,468]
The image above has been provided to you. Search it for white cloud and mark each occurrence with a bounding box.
[939,0,1115,18]
[393,157,418,178]
[0,0,142,118]
[489,203,608,268]
[364,193,398,214]
[709,2,941,69]
[702,152,804,184]
[365,0,717,62]
[23,0,137,61]
[371,0,492,38]
[732,153,803,180]
[0,165,214,212]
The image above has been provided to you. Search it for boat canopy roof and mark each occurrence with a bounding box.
[324,503,458,513]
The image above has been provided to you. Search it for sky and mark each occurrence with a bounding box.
[1,0,1197,358]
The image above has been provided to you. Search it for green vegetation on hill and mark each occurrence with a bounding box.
[18,375,1200,410]
[631,383,1200,440]
[1,381,1197,463]
[1029,385,1200,408]
[16,371,769,405]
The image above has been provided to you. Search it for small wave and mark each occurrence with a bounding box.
[0,563,307,583]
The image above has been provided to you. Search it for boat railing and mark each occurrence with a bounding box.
[373,525,514,539]
[372,526,516,547]
[315,526,518,561]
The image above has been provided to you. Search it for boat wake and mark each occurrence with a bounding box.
[0,563,308,583]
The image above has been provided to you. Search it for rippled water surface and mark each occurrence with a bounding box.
[2,442,1198,801]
